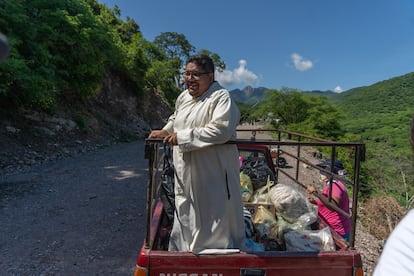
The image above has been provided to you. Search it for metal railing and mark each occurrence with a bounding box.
[144,128,365,249]
[235,128,365,248]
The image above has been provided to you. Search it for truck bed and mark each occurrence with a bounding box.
[136,130,365,276]
[135,198,363,276]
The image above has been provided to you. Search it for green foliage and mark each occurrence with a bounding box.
[153,32,195,64]
[254,87,343,138]
[122,33,148,93]
[331,72,414,206]
[258,88,309,125]
[0,0,150,113]
[0,0,59,112]
[304,95,344,139]
[236,101,258,123]
[144,58,181,108]
[0,0,223,116]
[152,32,194,93]
[74,114,88,134]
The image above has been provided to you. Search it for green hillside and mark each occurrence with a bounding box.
[331,73,414,203]
[332,72,414,117]
[333,72,414,153]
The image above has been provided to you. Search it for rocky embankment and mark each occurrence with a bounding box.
[1,72,172,174]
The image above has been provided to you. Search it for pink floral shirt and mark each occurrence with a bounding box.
[317,180,350,236]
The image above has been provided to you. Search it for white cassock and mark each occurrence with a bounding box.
[163,81,246,254]
[373,209,414,276]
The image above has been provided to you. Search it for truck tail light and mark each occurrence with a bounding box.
[134,265,147,276]
[354,266,364,276]
[135,250,149,276]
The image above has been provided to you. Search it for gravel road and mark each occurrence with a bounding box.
[0,140,147,275]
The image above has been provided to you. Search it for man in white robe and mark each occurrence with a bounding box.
[149,55,246,253]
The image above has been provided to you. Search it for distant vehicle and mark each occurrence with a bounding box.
[134,129,365,276]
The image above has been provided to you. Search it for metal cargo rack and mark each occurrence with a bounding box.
[144,128,365,249]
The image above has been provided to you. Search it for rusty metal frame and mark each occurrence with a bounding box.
[145,129,365,249]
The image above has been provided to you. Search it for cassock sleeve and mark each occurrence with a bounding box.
[178,90,240,152]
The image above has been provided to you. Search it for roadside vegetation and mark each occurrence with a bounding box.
[0,0,224,115]
[1,0,413,240]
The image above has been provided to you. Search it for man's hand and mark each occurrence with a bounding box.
[148,129,169,139]
[163,133,178,145]
[148,130,178,145]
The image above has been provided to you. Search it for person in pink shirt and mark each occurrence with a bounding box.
[307,159,351,241]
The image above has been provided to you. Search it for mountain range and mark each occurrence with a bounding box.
[231,71,414,159]
[230,72,414,117]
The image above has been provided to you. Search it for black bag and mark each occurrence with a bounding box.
[159,144,175,223]
[240,157,275,190]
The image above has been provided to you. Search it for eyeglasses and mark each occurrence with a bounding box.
[183,71,211,80]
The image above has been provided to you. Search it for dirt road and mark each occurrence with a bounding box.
[0,141,147,275]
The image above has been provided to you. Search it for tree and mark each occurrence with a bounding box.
[153,32,194,62]
[144,59,181,107]
[0,0,60,112]
[253,87,343,138]
[117,16,140,44]
[256,88,310,126]
[0,0,124,112]
[304,94,344,138]
[153,32,195,88]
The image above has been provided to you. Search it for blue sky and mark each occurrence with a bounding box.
[98,0,414,92]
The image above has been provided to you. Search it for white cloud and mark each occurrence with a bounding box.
[333,86,343,93]
[216,59,259,87]
[291,53,313,71]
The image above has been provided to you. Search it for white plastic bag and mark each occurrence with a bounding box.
[269,184,317,226]
[284,227,336,252]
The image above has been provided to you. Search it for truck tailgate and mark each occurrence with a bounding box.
[146,249,361,276]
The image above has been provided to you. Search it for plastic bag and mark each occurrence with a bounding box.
[269,184,317,226]
[275,214,313,242]
[159,145,175,223]
[252,206,278,240]
[243,207,255,239]
[245,238,265,251]
[241,158,275,190]
[284,227,335,252]
[240,172,253,202]
[250,176,275,204]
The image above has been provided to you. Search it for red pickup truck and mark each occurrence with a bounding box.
[135,129,365,276]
